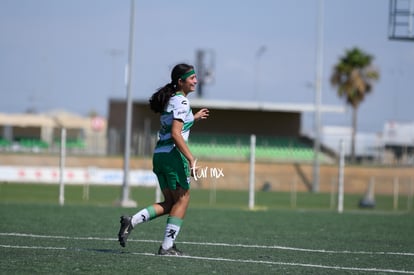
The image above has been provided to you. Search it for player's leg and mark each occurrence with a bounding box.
[158,187,189,255]
[118,170,173,247]
[129,173,175,227]
[158,148,191,255]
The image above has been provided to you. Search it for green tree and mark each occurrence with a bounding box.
[330,47,380,162]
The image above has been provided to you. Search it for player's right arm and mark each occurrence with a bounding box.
[171,119,196,176]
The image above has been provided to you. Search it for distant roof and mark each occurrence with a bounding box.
[48,110,92,128]
[0,113,55,127]
[0,111,107,129]
[189,99,346,113]
[130,98,345,113]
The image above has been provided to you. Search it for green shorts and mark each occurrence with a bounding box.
[152,147,190,190]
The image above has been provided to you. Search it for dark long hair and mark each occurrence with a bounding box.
[149,63,194,113]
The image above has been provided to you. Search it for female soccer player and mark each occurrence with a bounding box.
[117,63,209,255]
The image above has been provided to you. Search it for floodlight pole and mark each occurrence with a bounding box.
[312,0,324,193]
[120,0,137,207]
[254,46,267,102]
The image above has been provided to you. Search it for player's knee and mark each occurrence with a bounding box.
[176,191,190,205]
[158,200,174,214]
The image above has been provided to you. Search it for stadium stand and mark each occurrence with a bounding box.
[188,134,321,162]
[0,138,12,149]
[18,139,49,149]
[0,112,107,155]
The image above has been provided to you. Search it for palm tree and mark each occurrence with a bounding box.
[330,47,380,162]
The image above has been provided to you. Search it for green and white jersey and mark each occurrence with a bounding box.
[154,93,194,153]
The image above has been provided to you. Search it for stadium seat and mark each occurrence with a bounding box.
[189,134,324,162]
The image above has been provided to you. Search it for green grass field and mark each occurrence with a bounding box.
[1,183,414,274]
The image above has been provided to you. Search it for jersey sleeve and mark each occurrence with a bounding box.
[172,97,190,122]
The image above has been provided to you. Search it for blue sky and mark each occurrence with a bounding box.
[0,0,413,133]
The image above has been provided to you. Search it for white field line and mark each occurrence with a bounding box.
[1,243,413,274]
[0,244,66,250]
[1,232,413,257]
[132,252,414,274]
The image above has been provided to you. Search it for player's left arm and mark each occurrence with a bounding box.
[194,108,209,121]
